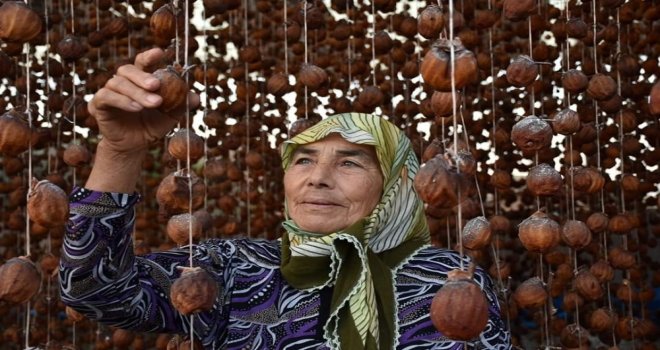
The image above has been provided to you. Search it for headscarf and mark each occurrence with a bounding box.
[279,113,430,350]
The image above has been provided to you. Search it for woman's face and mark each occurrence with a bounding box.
[284,134,384,234]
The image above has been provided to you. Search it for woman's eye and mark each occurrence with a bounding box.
[294,157,312,165]
[341,160,360,167]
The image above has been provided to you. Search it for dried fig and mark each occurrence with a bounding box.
[167,129,205,161]
[170,266,218,315]
[461,216,492,250]
[430,266,488,340]
[518,210,560,253]
[0,109,32,156]
[0,256,41,304]
[526,163,563,197]
[0,1,43,43]
[513,276,547,309]
[27,178,69,228]
[153,65,189,113]
[510,116,553,154]
[156,169,205,218]
[421,38,477,92]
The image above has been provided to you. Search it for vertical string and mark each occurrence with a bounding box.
[591,2,615,339]
[180,0,195,346]
[486,0,509,332]
[614,9,635,347]
[346,0,353,97]
[96,0,101,66]
[448,0,464,272]
[174,0,180,65]
[201,5,209,221]
[527,16,535,114]
[370,0,377,87]
[284,0,289,76]
[70,0,77,187]
[539,252,548,348]
[243,0,251,238]
[592,0,598,75]
[389,26,395,122]
[44,2,54,345]
[23,0,33,346]
[569,133,582,346]
[303,0,309,118]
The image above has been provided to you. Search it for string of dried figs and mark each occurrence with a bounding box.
[585,212,609,233]
[156,169,205,218]
[506,55,540,88]
[0,256,42,304]
[561,69,589,94]
[39,253,60,276]
[650,81,660,115]
[551,108,581,135]
[526,163,563,197]
[266,72,292,97]
[430,91,462,119]
[588,307,616,333]
[153,64,190,113]
[510,115,554,154]
[413,154,460,208]
[167,128,205,161]
[150,3,184,43]
[57,34,88,62]
[430,265,489,340]
[502,0,536,21]
[170,266,219,315]
[416,5,444,40]
[167,335,203,350]
[589,259,614,283]
[574,269,603,301]
[26,178,69,228]
[420,38,477,92]
[518,210,560,253]
[587,73,617,101]
[0,109,33,157]
[560,220,592,250]
[0,1,43,43]
[570,166,606,194]
[166,213,203,245]
[513,276,547,309]
[63,143,92,167]
[461,216,492,250]
[559,323,590,349]
[297,63,328,91]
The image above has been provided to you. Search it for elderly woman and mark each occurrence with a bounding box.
[60,48,511,349]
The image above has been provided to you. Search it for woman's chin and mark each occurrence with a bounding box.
[296,221,345,235]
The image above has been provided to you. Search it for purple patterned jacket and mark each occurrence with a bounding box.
[60,188,512,349]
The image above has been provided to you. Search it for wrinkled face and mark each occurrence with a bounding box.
[284,134,384,234]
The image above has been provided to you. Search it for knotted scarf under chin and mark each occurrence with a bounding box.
[280,220,425,350]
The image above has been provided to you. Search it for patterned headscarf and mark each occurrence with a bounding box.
[279,113,430,350]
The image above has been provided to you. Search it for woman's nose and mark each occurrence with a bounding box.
[307,162,333,188]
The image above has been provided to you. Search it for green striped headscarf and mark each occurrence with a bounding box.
[280,113,430,350]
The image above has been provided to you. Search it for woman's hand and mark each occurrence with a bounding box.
[88,47,200,155]
[85,47,200,193]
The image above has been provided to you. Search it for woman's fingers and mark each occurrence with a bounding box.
[115,64,160,92]
[89,86,144,115]
[101,74,162,110]
[134,47,165,71]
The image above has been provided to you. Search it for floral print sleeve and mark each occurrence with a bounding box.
[59,188,232,346]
